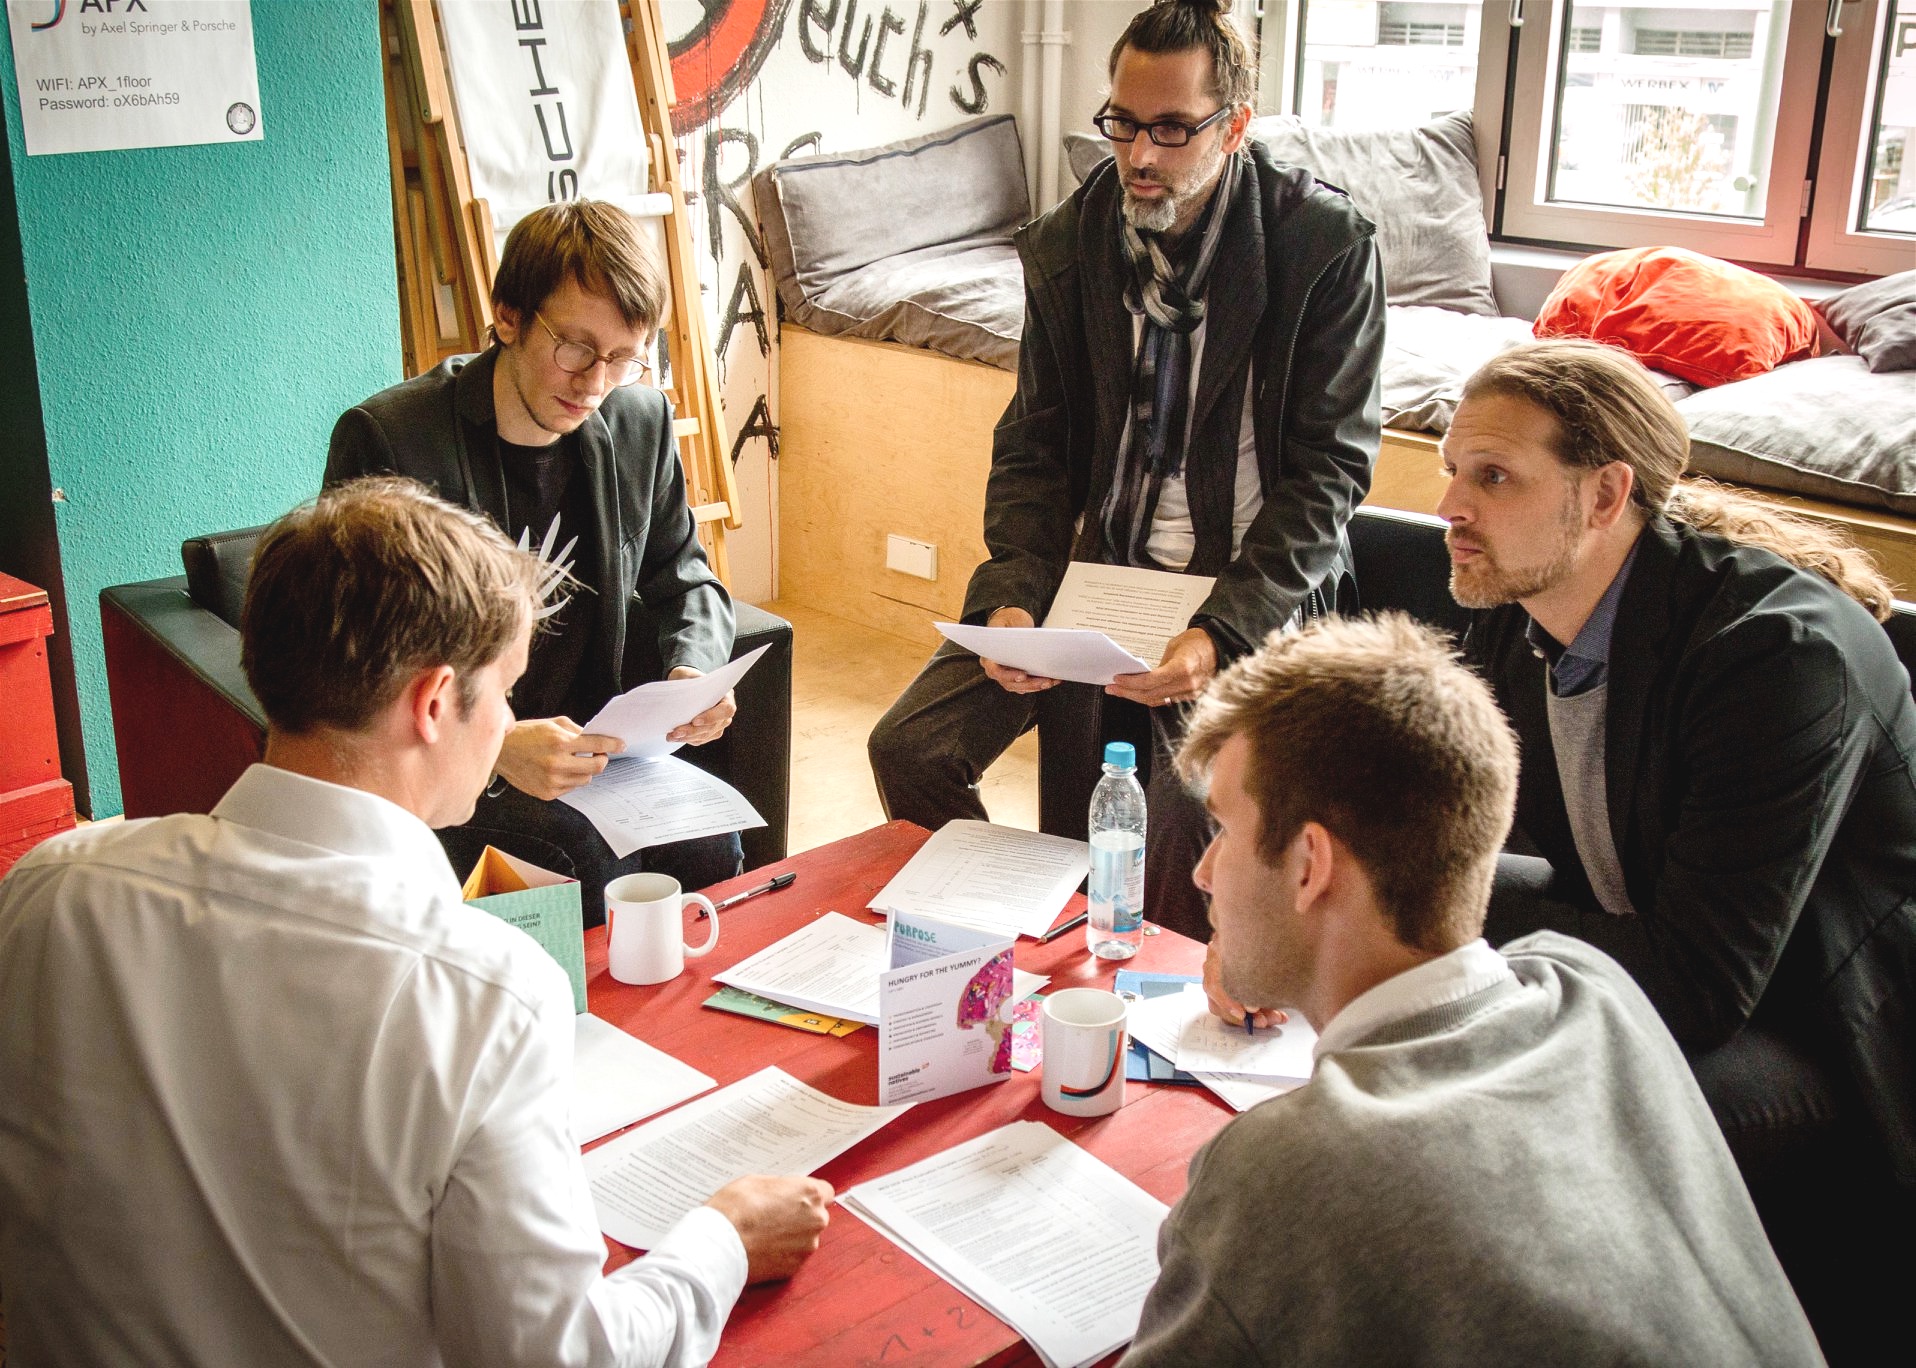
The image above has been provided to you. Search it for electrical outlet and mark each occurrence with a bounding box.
[885,534,938,581]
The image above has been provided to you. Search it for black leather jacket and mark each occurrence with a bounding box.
[961,141,1386,660]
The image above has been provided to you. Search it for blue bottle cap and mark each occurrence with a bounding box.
[1103,741,1137,768]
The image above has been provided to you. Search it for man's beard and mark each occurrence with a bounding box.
[1448,486,1585,609]
[1121,146,1224,235]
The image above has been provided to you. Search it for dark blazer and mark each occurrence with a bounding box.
[962,141,1386,660]
[1467,516,1916,1186]
[325,349,733,699]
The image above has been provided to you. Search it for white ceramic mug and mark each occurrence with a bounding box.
[1040,987,1128,1117]
[605,873,719,985]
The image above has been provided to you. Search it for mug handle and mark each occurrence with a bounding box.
[683,894,720,957]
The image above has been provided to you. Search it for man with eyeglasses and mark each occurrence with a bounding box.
[869,0,1386,939]
[328,199,741,924]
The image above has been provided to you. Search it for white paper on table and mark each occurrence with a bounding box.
[935,622,1149,688]
[577,645,770,760]
[1043,562,1218,668]
[570,1013,715,1145]
[584,1066,908,1250]
[1125,987,1311,1113]
[1173,989,1318,1081]
[715,912,1047,1028]
[867,820,1090,940]
[842,1121,1168,1368]
[558,754,764,859]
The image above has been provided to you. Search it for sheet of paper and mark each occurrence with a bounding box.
[577,645,770,759]
[1043,562,1217,667]
[1126,987,1310,1113]
[559,754,764,859]
[1173,986,1319,1081]
[570,1013,715,1145]
[935,621,1149,688]
[584,1066,907,1249]
[842,1121,1168,1368]
[715,912,1047,1028]
[867,820,1090,940]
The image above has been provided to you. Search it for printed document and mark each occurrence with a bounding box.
[578,644,770,759]
[585,1066,907,1249]
[1126,986,1310,1112]
[559,754,764,858]
[570,1013,715,1145]
[1043,561,1217,666]
[843,1121,1168,1368]
[715,911,1046,1028]
[867,820,1090,939]
[934,621,1149,687]
[878,911,1017,1106]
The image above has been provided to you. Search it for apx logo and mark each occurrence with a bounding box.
[30,1,66,32]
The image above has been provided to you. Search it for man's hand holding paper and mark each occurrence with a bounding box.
[579,644,769,759]
[1106,625,1219,708]
[979,606,1059,693]
[495,717,625,800]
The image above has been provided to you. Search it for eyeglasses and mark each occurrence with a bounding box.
[536,313,654,388]
[1093,105,1234,148]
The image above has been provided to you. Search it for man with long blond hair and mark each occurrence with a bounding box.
[1433,338,1913,1358]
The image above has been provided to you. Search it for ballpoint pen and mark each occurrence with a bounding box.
[698,871,796,917]
[1038,910,1089,943]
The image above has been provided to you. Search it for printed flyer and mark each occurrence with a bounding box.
[878,910,1019,1106]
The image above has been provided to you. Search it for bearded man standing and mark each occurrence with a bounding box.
[869,0,1386,939]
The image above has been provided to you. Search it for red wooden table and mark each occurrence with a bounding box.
[584,821,1231,1368]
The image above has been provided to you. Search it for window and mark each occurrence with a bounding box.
[1265,0,1916,273]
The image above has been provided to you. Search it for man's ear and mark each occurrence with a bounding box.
[406,664,460,745]
[1291,820,1337,915]
[1587,462,1638,530]
[493,303,524,347]
[1221,102,1254,155]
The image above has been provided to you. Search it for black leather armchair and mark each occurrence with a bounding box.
[101,527,792,869]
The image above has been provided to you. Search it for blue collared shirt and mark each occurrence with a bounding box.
[1526,536,1643,697]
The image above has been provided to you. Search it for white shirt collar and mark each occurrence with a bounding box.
[1313,938,1515,1058]
[211,763,456,883]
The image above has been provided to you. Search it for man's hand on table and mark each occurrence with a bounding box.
[1107,627,1218,709]
[665,665,737,745]
[1202,941,1287,1030]
[706,1175,835,1282]
[494,718,623,801]
[980,606,1062,693]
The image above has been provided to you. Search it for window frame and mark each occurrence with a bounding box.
[1804,0,1916,274]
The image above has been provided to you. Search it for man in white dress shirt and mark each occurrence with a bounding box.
[0,476,830,1367]
[1121,614,1821,1365]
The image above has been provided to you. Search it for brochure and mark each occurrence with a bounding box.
[878,910,1019,1106]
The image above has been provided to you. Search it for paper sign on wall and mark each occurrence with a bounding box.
[6,0,262,156]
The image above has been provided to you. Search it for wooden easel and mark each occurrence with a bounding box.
[379,0,740,583]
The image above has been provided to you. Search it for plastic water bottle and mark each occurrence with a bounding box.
[1087,741,1146,960]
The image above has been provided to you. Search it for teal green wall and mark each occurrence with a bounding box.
[0,1,401,816]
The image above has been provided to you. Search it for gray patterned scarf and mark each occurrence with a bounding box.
[1101,150,1243,567]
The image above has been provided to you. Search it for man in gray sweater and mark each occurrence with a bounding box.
[1122,615,1821,1365]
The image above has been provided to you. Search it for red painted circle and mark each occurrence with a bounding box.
[669,0,792,134]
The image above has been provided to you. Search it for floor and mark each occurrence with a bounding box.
[764,599,1038,854]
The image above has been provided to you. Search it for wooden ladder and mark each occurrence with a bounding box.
[379,0,738,582]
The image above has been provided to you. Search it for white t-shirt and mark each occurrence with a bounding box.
[0,763,746,1368]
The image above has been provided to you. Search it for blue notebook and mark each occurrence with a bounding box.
[1116,969,1201,1085]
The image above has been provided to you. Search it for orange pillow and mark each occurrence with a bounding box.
[1534,246,1819,388]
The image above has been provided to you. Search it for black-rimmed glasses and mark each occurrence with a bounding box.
[536,313,654,388]
[1093,104,1234,148]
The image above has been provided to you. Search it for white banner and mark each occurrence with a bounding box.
[6,0,261,156]
[438,0,656,247]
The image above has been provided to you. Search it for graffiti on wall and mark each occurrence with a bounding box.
[657,0,1013,598]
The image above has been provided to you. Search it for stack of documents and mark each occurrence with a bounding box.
[843,1121,1169,1368]
[558,647,772,857]
[1125,984,1317,1112]
[713,912,1048,1027]
[585,1066,907,1249]
[934,562,1217,686]
[866,820,1089,940]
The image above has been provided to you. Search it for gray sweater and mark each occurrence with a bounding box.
[1123,934,1823,1367]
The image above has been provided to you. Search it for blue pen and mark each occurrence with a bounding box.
[1245,1011,1256,1037]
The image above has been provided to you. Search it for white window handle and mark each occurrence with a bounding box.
[1510,0,1525,28]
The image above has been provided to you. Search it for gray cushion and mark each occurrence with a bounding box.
[1676,356,1916,515]
[767,114,1028,293]
[754,114,1028,368]
[1067,112,1496,315]
[1246,111,1497,316]
[1816,270,1916,373]
[803,239,1024,369]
